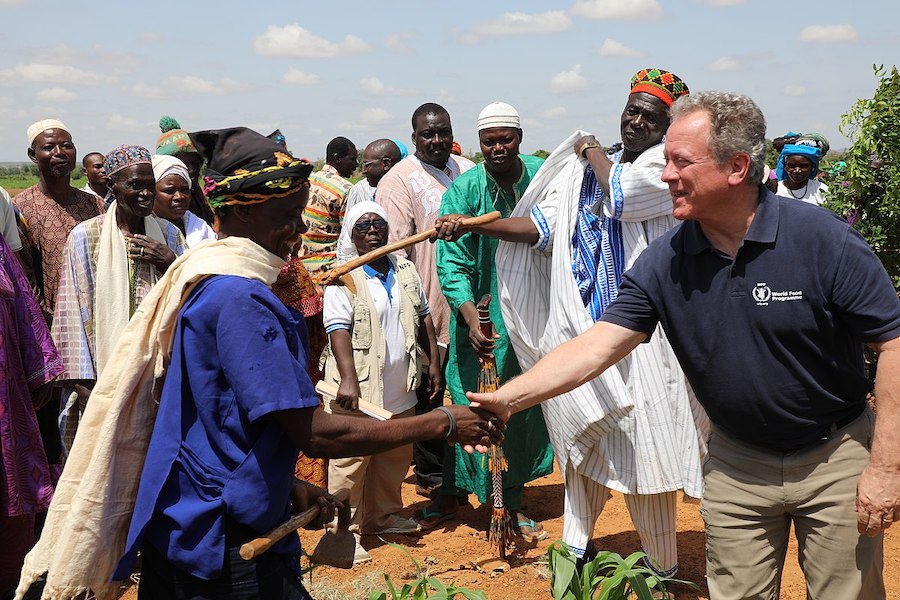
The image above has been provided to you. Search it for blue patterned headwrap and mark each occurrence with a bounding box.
[776,144,822,181]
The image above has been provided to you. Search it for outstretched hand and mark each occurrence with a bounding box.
[446,404,506,454]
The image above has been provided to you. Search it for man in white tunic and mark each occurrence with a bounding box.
[437,69,708,576]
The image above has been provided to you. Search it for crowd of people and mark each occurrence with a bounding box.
[0,65,897,600]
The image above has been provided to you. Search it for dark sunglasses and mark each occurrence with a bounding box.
[352,219,388,233]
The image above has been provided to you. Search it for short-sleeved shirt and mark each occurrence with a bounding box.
[116,275,319,580]
[13,185,105,317]
[323,262,429,413]
[601,190,900,451]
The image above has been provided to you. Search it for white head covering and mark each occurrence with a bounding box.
[151,154,192,189]
[336,200,388,264]
[477,102,520,131]
[27,119,70,146]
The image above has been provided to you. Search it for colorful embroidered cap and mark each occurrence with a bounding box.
[156,116,198,156]
[189,127,313,208]
[104,144,152,177]
[630,68,689,106]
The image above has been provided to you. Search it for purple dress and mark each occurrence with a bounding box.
[0,234,62,518]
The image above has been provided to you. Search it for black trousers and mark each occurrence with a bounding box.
[138,543,313,600]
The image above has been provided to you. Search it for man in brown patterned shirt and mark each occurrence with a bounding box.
[14,119,105,324]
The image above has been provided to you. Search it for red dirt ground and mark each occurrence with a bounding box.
[118,463,898,599]
[292,465,899,599]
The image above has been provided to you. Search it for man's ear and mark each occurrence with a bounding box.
[728,152,751,186]
[28,146,37,164]
[232,204,253,224]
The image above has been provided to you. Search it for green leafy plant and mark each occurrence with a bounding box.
[547,541,699,600]
[368,541,487,600]
[824,64,900,290]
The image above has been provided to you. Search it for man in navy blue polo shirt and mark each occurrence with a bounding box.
[469,91,900,599]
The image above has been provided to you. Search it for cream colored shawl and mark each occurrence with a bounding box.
[17,237,285,600]
[94,200,167,375]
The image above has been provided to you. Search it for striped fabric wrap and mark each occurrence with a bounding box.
[496,131,709,553]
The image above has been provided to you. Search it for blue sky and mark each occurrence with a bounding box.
[0,0,896,162]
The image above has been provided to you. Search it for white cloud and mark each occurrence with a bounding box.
[783,86,807,97]
[599,39,640,57]
[283,68,320,85]
[130,76,242,98]
[359,76,414,96]
[254,24,370,58]
[0,63,114,85]
[106,114,141,131]
[708,56,740,71]
[462,11,572,43]
[571,0,662,20]
[138,32,162,44]
[384,32,415,52]
[799,24,858,43]
[36,87,77,102]
[550,64,586,94]
[543,106,567,118]
[360,108,390,125]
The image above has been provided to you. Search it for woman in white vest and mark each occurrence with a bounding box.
[322,200,443,564]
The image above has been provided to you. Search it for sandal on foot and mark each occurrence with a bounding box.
[516,519,549,542]
[415,507,456,530]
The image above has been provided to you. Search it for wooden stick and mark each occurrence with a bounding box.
[315,380,394,420]
[315,211,501,287]
[239,488,350,560]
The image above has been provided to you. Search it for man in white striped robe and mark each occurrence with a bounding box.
[438,69,708,577]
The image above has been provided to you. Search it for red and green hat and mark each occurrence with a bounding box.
[630,68,689,107]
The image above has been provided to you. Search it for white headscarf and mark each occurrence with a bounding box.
[151,154,192,188]
[336,200,388,264]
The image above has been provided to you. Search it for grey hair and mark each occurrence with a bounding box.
[669,91,767,185]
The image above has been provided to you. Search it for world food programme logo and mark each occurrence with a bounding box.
[752,283,772,305]
[753,282,803,306]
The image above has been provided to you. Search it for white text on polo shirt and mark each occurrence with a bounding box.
[752,283,803,306]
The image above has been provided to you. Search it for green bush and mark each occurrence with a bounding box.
[824,65,900,290]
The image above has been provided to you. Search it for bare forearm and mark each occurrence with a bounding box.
[584,148,612,198]
[329,330,358,384]
[419,315,439,364]
[869,339,900,472]
[495,321,645,414]
[276,406,450,459]
[473,217,538,244]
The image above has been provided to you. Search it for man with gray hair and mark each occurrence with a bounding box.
[469,91,900,598]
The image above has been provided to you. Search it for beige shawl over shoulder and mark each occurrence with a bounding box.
[17,237,285,600]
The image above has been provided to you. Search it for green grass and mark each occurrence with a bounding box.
[0,175,87,193]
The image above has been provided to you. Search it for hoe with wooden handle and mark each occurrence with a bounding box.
[240,487,354,569]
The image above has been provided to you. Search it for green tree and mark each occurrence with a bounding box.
[533,149,551,160]
[824,65,900,290]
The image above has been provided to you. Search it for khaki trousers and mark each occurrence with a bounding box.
[327,407,415,534]
[702,409,884,600]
